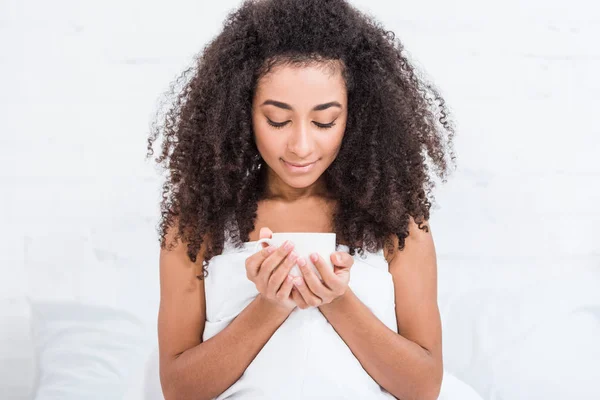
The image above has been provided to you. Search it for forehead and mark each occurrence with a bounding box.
[254,62,347,103]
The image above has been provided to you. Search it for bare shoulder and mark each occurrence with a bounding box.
[158,221,209,369]
[383,215,432,265]
[385,215,442,374]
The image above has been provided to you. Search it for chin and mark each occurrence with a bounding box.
[277,170,319,188]
[283,176,316,189]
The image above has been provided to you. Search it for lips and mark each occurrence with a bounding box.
[285,160,316,167]
[281,159,318,174]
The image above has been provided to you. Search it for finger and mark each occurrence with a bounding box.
[259,240,295,287]
[326,252,351,292]
[291,287,310,309]
[245,245,276,279]
[268,251,298,296]
[292,275,323,308]
[276,275,295,301]
[298,256,331,298]
[310,252,338,287]
[247,227,275,278]
[259,227,273,242]
[331,252,353,271]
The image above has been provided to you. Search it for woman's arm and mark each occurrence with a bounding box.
[318,217,443,400]
[157,227,293,400]
[160,296,291,400]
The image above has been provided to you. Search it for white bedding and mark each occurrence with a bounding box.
[30,301,154,400]
[0,297,36,400]
[6,230,600,399]
[123,346,485,400]
[439,266,600,400]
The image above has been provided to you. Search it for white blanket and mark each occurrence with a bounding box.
[126,345,483,400]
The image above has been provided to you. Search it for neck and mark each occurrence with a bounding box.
[261,165,330,203]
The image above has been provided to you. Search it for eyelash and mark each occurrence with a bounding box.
[266,119,336,130]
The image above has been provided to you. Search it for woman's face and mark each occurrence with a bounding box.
[252,62,348,191]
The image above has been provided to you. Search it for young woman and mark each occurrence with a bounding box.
[146,0,456,399]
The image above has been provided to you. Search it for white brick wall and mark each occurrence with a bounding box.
[1,0,599,326]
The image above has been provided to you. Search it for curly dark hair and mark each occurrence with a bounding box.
[146,0,456,277]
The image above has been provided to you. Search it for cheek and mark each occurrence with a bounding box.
[322,128,345,158]
[254,128,282,159]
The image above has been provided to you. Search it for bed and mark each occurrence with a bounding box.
[3,227,599,399]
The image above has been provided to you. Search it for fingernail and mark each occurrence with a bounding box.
[297,257,306,266]
[310,253,318,262]
[335,254,342,263]
[266,246,275,253]
[293,278,303,286]
[284,240,294,250]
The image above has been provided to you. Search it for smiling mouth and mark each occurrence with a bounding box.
[284,160,316,167]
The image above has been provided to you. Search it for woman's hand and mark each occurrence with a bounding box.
[290,251,354,309]
[245,227,299,313]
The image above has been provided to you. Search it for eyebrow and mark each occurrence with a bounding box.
[260,99,342,111]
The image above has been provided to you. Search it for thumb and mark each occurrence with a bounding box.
[259,227,273,243]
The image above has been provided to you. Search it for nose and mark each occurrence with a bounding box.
[287,121,314,159]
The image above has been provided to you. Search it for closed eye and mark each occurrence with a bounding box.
[266,119,337,130]
[266,119,288,129]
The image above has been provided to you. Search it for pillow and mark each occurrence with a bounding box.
[438,370,484,400]
[0,296,37,400]
[123,345,163,400]
[440,268,600,400]
[489,306,600,400]
[31,301,154,400]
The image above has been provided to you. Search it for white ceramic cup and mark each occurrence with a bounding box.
[253,232,336,279]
